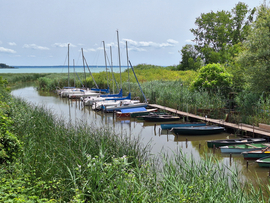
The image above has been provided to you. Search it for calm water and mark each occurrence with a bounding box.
[0,66,128,73]
[11,86,270,191]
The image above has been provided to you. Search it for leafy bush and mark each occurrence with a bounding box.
[0,101,22,164]
[190,63,232,95]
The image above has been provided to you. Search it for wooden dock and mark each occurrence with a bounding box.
[148,104,270,138]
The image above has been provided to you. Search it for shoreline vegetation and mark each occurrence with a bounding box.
[1,65,270,201]
[0,63,15,69]
[0,87,266,202]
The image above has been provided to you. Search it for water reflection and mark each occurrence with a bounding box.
[11,86,270,190]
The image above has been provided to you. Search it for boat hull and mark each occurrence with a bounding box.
[161,122,206,130]
[256,156,270,167]
[171,126,224,135]
[207,138,266,148]
[242,150,270,160]
[220,143,270,154]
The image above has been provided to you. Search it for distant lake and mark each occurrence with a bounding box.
[0,66,128,74]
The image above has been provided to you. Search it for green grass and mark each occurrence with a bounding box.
[0,86,269,202]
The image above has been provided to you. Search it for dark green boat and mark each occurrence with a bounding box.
[242,148,270,160]
[171,125,224,136]
[137,114,180,122]
[256,156,270,167]
[207,138,266,148]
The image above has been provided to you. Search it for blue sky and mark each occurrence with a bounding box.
[0,0,262,66]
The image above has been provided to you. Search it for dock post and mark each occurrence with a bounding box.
[253,124,254,138]
[246,160,248,169]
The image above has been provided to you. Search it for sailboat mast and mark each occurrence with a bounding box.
[126,41,130,93]
[73,59,76,87]
[81,48,86,87]
[102,41,109,89]
[117,30,122,89]
[110,46,114,94]
[68,43,70,87]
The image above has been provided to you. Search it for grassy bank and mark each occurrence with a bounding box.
[0,81,269,201]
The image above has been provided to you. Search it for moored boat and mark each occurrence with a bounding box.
[207,138,266,148]
[138,114,180,122]
[104,101,147,112]
[171,125,225,135]
[256,156,270,167]
[161,122,206,130]
[116,107,157,117]
[220,143,270,154]
[242,147,270,160]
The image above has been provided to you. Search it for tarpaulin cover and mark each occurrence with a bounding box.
[120,107,147,113]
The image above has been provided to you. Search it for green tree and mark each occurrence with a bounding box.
[190,63,233,95]
[237,4,270,93]
[178,44,203,70]
[190,2,255,64]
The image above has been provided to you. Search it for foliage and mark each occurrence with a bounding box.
[177,44,203,71]
[0,79,22,164]
[0,63,14,69]
[189,2,255,65]
[237,4,270,94]
[190,63,233,95]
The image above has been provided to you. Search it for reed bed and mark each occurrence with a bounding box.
[1,91,269,202]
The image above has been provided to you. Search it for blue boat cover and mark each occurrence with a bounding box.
[120,107,146,113]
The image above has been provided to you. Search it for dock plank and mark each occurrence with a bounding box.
[148,104,270,137]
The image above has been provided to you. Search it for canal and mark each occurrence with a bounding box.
[11,86,270,189]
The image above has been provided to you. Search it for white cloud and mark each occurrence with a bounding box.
[167,39,178,44]
[185,39,195,43]
[28,55,36,57]
[83,48,96,52]
[52,43,76,48]
[9,42,17,46]
[23,44,49,50]
[121,38,179,50]
[0,47,16,54]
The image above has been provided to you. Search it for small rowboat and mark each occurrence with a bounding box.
[161,122,206,130]
[207,138,266,148]
[220,143,270,154]
[256,156,270,167]
[171,125,225,136]
[242,147,270,160]
[138,114,180,122]
[116,107,157,117]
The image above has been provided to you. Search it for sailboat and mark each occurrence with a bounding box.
[57,44,78,97]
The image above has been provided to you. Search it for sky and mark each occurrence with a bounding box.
[0,0,263,67]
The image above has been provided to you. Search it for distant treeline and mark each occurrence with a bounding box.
[0,63,15,69]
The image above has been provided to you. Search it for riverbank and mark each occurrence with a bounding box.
[0,80,268,201]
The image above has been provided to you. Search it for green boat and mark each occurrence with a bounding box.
[220,143,270,154]
[256,156,270,167]
[242,148,270,160]
[207,138,266,148]
[171,125,224,136]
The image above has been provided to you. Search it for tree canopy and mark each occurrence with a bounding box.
[190,63,233,95]
[237,4,270,93]
[178,2,256,70]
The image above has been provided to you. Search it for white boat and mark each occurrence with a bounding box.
[83,89,123,106]
[68,90,100,99]
[92,100,119,110]
[104,100,147,112]
[83,95,106,106]
[60,88,82,98]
